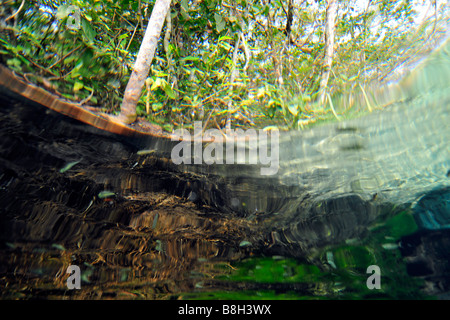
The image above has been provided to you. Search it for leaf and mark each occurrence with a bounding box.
[152,103,163,112]
[326,251,337,269]
[181,0,189,11]
[239,241,252,247]
[163,84,177,99]
[263,126,279,132]
[73,81,84,92]
[90,96,98,104]
[52,243,66,251]
[218,35,233,41]
[137,149,156,155]
[215,13,226,33]
[151,77,164,90]
[181,7,191,20]
[162,124,173,132]
[228,15,237,23]
[152,213,159,230]
[81,18,96,43]
[81,268,93,283]
[302,95,311,102]
[59,160,81,173]
[107,78,121,89]
[382,243,399,250]
[98,191,116,199]
[6,58,21,68]
[287,103,299,116]
[180,56,200,62]
[256,87,267,98]
[56,5,69,20]
[155,240,163,252]
[154,70,169,77]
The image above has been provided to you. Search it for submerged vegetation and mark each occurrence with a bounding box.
[0,0,448,131]
[182,210,428,300]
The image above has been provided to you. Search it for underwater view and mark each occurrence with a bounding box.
[0,0,449,304]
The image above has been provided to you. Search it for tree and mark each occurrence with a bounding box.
[118,0,172,124]
[1,0,447,130]
[318,0,337,105]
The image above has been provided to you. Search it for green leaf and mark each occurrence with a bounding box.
[59,160,81,173]
[98,191,116,199]
[52,243,66,251]
[287,104,299,116]
[81,18,96,43]
[107,78,121,89]
[152,103,163,112]
[162,123,173,132]
[181,0,189,11]
[239,240,252,247]
[180,56,200,62]
[218,35,233,41]
[228,15,237,23]
[180,0,191,20]
[215,13,226,33]
[73,81,84,92]
[81,49,94,67]
[6,58,21,68]
[55,4,69,20]
[151,78,164,90]
[163,85,177,99]
[155,240,163,252]
[90,96,98,104]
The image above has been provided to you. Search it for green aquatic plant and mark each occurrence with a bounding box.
[59,160,81,173]
[180,210,430,300]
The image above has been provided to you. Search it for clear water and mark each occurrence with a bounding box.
[0,39,449,300]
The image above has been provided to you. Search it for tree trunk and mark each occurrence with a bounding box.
[225,31,241,130]
[118,0,172,124]
[318,0,337,104]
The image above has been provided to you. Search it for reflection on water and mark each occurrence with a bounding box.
[0,39,449,300]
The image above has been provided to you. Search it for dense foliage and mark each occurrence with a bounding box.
[1,0,448,131]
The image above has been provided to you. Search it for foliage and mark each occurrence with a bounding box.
[1,0,448,131]
[181,210,430,300]
[1,0,147,111]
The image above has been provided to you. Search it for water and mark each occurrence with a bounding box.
[0,39,449,300]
